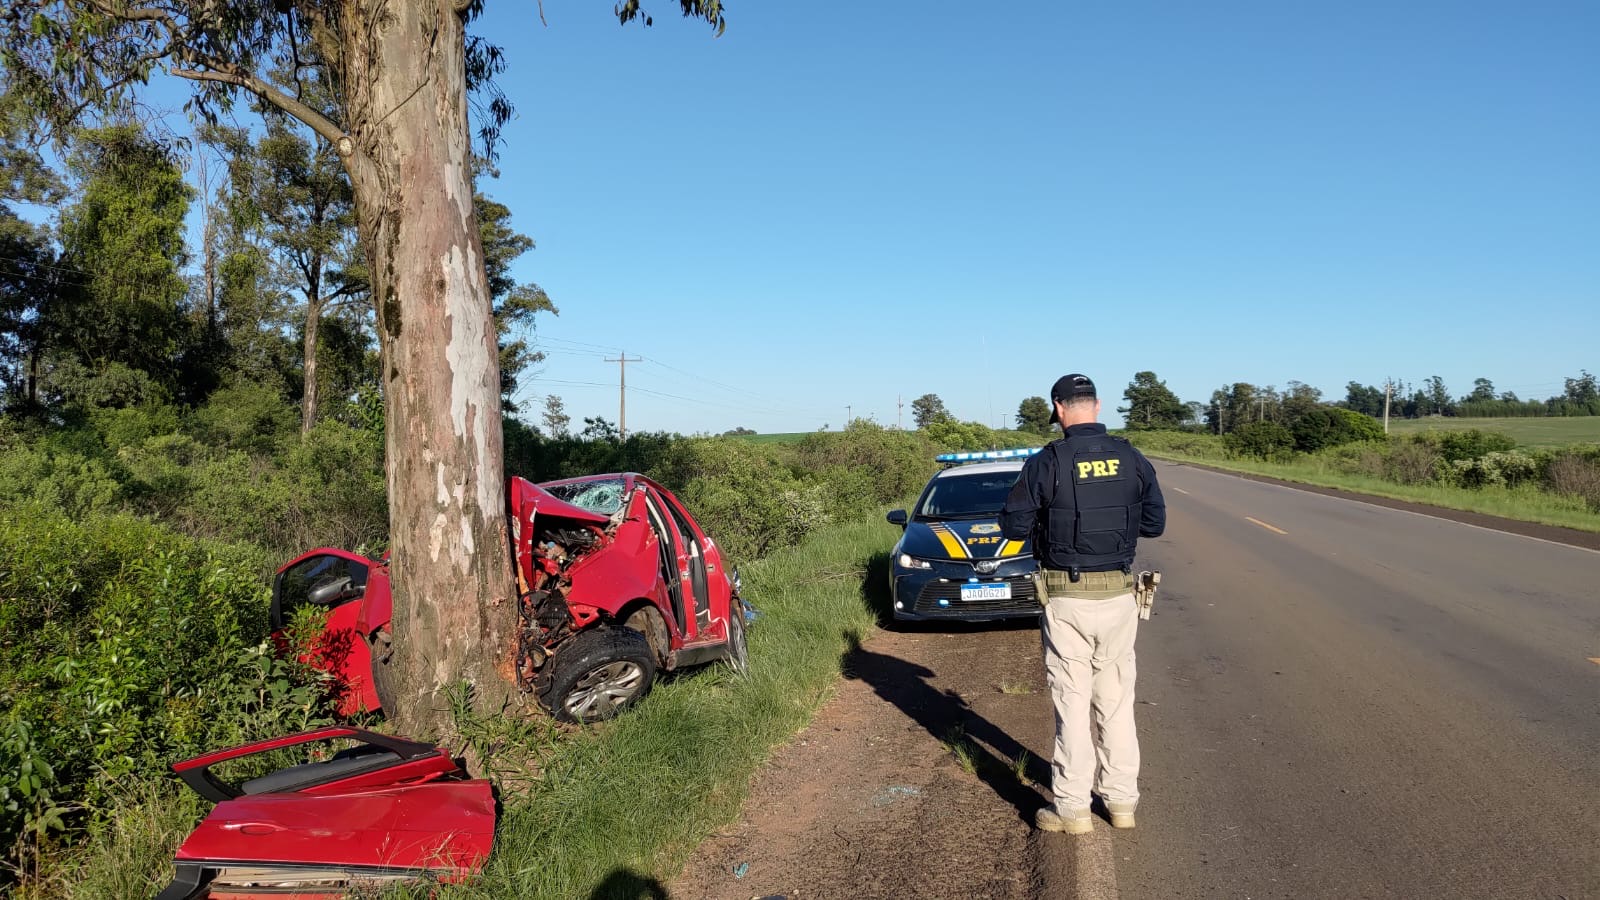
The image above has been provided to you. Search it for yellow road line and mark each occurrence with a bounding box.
[1246,516,1288,535]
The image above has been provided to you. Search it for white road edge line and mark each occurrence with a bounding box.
[1076,827,1121,900]
[1165,463,1600,558]
[1172,487,1191,495]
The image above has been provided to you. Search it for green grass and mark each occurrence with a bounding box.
[48,514,900,900]
[1143,450,1600,533]
[441,515,896,898]
[1384,416,1600,449]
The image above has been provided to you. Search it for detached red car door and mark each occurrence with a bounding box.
[271,550,388,715]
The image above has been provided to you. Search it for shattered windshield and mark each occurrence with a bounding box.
[914,471,1020,520]
[543,477,628,515]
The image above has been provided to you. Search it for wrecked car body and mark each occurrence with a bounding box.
[157,727,495,900]
[273,473,749,723]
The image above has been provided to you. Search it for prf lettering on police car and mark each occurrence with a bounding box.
[1077,459,1121,479]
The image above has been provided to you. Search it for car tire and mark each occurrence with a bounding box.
[369,628,398,715]
[726,602,750,675]
[539,628,658,724]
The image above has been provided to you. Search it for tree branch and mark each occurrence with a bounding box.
[171,63,351,157]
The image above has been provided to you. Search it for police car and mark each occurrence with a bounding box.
[886,449,1041,622]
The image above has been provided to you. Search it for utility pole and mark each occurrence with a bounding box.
[604,352,642,440]
[1383,378,1393,434]
[846,405,852,426]
[897,395,903,431]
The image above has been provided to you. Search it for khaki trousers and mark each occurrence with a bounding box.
[1039,581,1140,812]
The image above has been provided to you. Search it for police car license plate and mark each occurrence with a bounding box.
[960,582,1011,601]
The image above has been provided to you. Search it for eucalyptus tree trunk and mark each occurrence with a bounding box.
[301,296,321,434]
[327,0,517,741]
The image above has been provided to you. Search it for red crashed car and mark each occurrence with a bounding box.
[273,473,750,723]
[159,727,495,899]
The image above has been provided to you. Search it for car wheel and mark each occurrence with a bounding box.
[369,628,397,715]
[540,628,657,724]
[726,602,750,675]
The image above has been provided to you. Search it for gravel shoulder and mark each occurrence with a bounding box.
[670,620,1065,900]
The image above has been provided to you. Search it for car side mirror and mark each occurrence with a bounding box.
[309,575,363,607]
[886,509,907,527]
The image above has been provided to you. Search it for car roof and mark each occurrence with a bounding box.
[932,459,1028,479]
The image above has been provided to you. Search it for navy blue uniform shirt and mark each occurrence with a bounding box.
[999,423,1166,570]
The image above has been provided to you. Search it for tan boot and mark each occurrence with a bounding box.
[1107,801,1136,829]
[1035,806,1093,834]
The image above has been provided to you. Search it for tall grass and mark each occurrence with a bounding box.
[1138,445,1600,532]
[445,516,892,898]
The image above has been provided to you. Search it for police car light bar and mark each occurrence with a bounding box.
[934,447,1043,464]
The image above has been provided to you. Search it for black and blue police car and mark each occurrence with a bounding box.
[886,448,1041,622]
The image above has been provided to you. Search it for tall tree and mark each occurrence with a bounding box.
[1015,395,1051,433]
[0,85,65,408]
[4,0,728,740]
[1466,377,1496,403]
[1341,382,1385,418]
[912,393,949,428]
[476,189,554,410]
[1424,375,1453,416]
[44,124,194,408]
[540,393,569,436]
[1118,371,1188,430]
[1564,370,1597,404]
[204,92,366,433]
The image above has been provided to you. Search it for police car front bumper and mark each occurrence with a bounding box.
[889,558,1040,622]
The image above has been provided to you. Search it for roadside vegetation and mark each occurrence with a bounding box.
[1126,428,1600,532]
[0,392,957,894]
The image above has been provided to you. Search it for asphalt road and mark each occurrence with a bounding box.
[1043,460,1600,899]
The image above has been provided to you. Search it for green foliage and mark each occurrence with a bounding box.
[923,417,1003,451]
[38,125,198,407]
[1547,450,1600,511]
[911,393,949,428]
[187,380,298,456]
[1224,421,1295,460]
[0,504,337,872]
[1447,450,1541,489]
[1410,428,1518,463]
[1119,371,1189,431]
[1015,396,1051,433]
[1291,407,1385,452]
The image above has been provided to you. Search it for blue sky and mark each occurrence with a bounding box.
[108,1,1600,433]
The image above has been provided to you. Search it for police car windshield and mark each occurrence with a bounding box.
[914,471,1018,520]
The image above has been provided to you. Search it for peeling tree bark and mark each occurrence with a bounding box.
[330,0,516,741]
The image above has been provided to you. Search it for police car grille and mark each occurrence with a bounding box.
[912,579,1038,617]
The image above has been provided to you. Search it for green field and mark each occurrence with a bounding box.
[1384,417,1600,449]
[729,431,810,444]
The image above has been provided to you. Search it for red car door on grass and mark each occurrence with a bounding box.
[272,550,382,715]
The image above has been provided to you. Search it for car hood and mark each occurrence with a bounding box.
[899,519,1030,562]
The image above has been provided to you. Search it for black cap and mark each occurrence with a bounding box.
[1047,374,1097,424]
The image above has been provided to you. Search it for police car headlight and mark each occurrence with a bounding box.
[897,553,933,570]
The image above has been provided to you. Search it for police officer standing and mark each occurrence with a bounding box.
[1000,374,1166,834]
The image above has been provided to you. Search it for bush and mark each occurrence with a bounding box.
[1224,421,1295,460]
[1292,407,1386,452]
[1410,429,1517,463]
[1448,450,1541,489]
[0,504,336,874]
[1547,451,1600,511]
[1384,441,1443,485]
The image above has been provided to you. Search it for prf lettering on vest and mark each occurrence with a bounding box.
[1076,459,1121,480]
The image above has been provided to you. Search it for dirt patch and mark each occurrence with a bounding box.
[670,621,1063,900]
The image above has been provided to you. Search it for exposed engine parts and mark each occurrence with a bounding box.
[514,524,611,693]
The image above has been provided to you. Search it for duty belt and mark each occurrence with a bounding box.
[1032,568,1136,602]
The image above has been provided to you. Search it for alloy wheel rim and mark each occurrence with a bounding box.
[564,661,645,719]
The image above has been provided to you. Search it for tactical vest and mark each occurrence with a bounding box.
[1043,431,1143,571]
